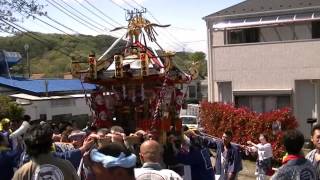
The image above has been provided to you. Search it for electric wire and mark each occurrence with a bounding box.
[57,0,112,31]
[0,18,72,57]
[17,0,80,34]
[45,0,104,34]
[83,0,124,27]
[71,0,117,28]
[18,10,75,38]
[121,0,136,9]
[108,0,127,11]
[67,0,125,37]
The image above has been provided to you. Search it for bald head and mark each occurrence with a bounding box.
[139,140,162,163]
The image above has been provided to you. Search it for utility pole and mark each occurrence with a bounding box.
[24,44,30,78]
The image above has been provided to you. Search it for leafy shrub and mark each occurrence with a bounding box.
[199,101,298,163]
[0,95,24,122]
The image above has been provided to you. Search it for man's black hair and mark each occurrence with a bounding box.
[283,129,304,155]
[24,123,53,157]
[23,115,31,122]
[97,142,135,176]
[183,125,189,132]
[98,142,131,158]
[224,130,233,137]
[312,123,320,136]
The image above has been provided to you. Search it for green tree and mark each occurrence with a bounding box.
[0,95,24,121]
[189,51,207,77]
[189,51,206,62]
[173,51,208,78]
[0,0,45,33]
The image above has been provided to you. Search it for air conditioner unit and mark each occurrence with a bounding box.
[16,98,32,105]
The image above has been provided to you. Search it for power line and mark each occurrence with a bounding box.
[130,0,142,7]
[58,0,124,37]
[18,10,75,38]
[57,0,112,30]
[108,0,127,11]
[0,20,48,45]
[13,0,99,57]
[43,14,81,34]
[72,0,119,28]
[55,0,110,31]
[16,0,80,34]
[83,0,124,27]
[122,0,136,9]
[52,0,124,37]
[146,13,186,48]
[46,0,100,33]
[0,18,72,57]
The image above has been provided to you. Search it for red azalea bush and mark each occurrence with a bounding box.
[199,101,298,163]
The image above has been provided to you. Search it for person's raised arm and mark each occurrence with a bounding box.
[199,135,218,149]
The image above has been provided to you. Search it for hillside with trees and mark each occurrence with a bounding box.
[0,33,207,78]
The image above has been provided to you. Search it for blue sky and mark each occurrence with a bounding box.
[3,0,244,52]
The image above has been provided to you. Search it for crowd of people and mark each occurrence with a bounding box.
[1,115,320,180]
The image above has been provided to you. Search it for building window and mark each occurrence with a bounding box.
[228,28,259,44]
[197,82,201,99]
[312,21,320,39]
[40,114,47,121]
[218,81,232,103]
[188,86,196,99]
[235,95,291,113]
[52,113,72,121]
[51,99,75,108]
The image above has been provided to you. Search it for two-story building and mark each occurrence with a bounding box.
[204,0,320,136]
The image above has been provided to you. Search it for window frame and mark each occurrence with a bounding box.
[234,95,291,113]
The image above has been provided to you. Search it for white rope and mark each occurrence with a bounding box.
[97,33,126,61]
[77,158,84,177]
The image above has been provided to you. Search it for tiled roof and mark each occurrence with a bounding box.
[0,76,96,94]
[204,0,320,20]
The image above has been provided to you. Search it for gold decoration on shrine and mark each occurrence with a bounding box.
[140,52,149,76]
[189,61,200,80]
[88,52,97,79]
[114,55,124,78]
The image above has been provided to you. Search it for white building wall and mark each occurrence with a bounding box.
[20,98,91,120]
[212,31,225,46]
[212,40,320,91]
